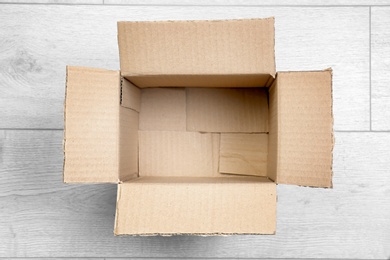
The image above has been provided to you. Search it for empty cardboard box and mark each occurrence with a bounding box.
[63,17,333,235]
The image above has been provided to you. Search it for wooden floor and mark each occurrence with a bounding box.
[0,1,389,259]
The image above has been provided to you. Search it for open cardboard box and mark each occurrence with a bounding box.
[63,18,333,235]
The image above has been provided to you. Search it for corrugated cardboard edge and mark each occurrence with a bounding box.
[62,66,69,184]
[328,67,334,189]
[114,183,121,235]
[118,17,274,25]
[266,16,276,81]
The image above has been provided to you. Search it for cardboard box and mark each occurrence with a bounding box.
[63,18,333,235]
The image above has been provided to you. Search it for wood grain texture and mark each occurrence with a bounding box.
[0,130,389,258]
[371,7,390,130]
[0,4,369,130]
[0,0,102,3]
[103,0,390,5]
[2,0,390,5]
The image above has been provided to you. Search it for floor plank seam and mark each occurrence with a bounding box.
[369,6,372,131]
[1,2,390,7]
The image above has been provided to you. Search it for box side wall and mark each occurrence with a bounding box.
[276,70,333,187]
[121,78,141,112]
[139,88,186,131]
[119,79,141,182]
[114,178,276,235]
[119,107,139,182]
[118,18,275,77]
[125,74,273,88]
[267,80,278,182]
[186,88,268,133]
[63,66,120,183]
[220,133,268,177]
[139,131,221,177]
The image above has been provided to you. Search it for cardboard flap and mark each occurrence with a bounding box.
[114,176,276,235]
[118,18,275,81]
[64,66,121,183]
[272,70,333,188]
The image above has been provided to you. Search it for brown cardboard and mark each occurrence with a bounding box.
[64,68,140,183]
[119,107,139,182]
[139,131,221,177]
[114,176,276,235]
[119,79,141,181]
[220,134,268,177]
[64,66,121,183]
[123,74,273,88]
[186,88,268,133]
[118,18,276,84]
[139,88,186,131]
[268,70,333,188]
[267,79,278,183]
[64,17,334,236]
[120,78,141,112]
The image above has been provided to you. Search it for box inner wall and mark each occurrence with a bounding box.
[122,80,270,180]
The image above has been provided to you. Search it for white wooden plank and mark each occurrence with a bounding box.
[12,259,103,260]
[372,7,390,130]
[102,0,390,5]
[0,5,369,130]
[108,259,344,260]
[4,0,387,6]
[0,130,389,258]
[275,8,370,131]
[104,0,390,6]
[0,0,102,3]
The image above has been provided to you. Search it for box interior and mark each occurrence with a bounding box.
[119,77,271,182]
